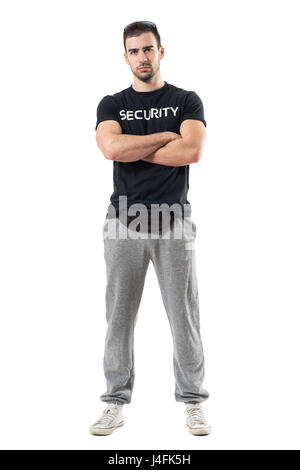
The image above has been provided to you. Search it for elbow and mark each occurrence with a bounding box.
[191,153,200,164]
[104,152,116,161]
[190,151,200,164]
[105,141,122,161]
[101,145,117,161]
[96,135,117,160]
[102,142,116,160]
[190,146,204,164]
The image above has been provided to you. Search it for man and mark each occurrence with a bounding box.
[90,21,211,436]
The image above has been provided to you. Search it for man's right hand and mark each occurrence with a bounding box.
[142,131,183,162]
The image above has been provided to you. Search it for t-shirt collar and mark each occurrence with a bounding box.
[129,81,169,96]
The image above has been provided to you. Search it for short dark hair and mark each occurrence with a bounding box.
[123,21,161,53]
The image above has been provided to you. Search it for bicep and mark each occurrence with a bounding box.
[96,120,122,159]
[179,119,206,161]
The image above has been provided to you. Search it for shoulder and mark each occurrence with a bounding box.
[96,94,118,108]
[166,84,204,108]
[165,82,188,98]
[96,86,131,106]
[167,83,200,96]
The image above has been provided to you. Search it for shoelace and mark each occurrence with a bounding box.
[95,406,120,426]
[187,406,207,425]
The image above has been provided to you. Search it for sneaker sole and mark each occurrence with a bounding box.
[187,425,212,436]
[89,420,124,436]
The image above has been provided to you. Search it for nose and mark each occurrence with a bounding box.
[138,51,149,63]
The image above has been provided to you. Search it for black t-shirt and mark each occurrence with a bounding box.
[95,81,206,227]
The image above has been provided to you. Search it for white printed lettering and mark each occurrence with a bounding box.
[120,106,179,121]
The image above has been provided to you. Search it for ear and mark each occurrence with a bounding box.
[159,46,165,60]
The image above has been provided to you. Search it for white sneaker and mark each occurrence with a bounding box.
[185,402,212,435]
[89,403,124,436]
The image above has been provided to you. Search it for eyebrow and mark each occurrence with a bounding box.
[128,45,154,52]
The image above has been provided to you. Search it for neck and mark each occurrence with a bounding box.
[132,76,165,93]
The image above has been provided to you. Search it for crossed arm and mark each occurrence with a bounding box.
[96,119,206,167]
[141,119,206,166]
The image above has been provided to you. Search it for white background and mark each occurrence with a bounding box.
[0,0,299,450]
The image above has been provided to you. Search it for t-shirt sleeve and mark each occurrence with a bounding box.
[182,91,207,127]
[95,95,120,131]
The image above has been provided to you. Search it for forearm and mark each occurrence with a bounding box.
[142,137,198,167]
[110,132,172,162]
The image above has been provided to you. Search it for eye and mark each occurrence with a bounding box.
[130,48,152,54]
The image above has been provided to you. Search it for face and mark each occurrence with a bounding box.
[124,32,164,82]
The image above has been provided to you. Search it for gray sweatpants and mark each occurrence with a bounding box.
[100,212,209,405]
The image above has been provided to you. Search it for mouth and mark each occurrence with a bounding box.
[139,66,150,71]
